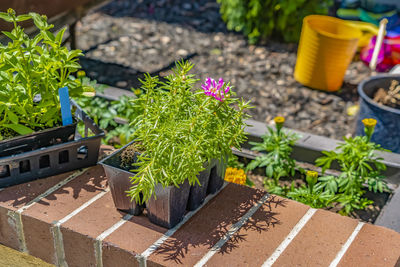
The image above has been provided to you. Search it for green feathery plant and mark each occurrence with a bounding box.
[0,9,94,140]
[246,116,300,195]
[127,61,251,203]
[316,118,389,215]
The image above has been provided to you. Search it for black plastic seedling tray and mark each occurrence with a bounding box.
[0,100,105,188]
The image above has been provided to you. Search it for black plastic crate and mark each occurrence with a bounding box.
[0,100,105,188]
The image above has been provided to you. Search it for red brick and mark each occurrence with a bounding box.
[60,192,125,267]
[147,183,265,266]
[338,223,400,267]
[102,213,167,266]
[102,242,139,267]
[273,209,358,266]
[21,166,107,264]
[0,171,75,250]
[205,195,309,266]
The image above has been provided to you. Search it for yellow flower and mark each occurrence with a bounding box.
[306,170,318,179]
[274,116,285,124]
[362,118,377,128]
[77,70,86,78]
[134,89,142,96]
[224,167,246,185]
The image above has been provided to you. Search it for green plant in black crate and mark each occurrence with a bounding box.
[316,118,389,215]
[126,60,251,204]
[246,116,300,195]
[287,170,337,209]
[0,9,94,140]
[217,0,332,43]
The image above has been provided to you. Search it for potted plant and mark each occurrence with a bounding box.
[356,75,400,153]
[100,61,251,228]
[0,9,103,187]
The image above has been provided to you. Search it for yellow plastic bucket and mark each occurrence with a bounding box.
[294,15,363,92]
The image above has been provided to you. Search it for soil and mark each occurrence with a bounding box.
[373,79,400,109]
[120,143,141,168]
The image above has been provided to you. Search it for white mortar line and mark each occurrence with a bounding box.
[95,213,134,267]
[8,168,88,253]
[262,208,317,267]
[329,222,364,267]
[56,188,110,227]
[52,188,110,267]
[194,193,270,267]
[17,168,88,213]
[139,182,229,263]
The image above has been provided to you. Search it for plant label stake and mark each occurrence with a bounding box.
[59,86,73,125]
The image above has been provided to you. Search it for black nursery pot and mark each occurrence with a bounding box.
[356,75,400,153]
[186,163,212,211]
[207,157,227,194]
[147,180,190,229]
[99,142,144,216]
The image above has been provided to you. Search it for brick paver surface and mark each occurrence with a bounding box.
[0,164,399,267]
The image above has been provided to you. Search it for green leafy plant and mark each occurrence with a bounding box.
[74,81,141,147]
[316,118,389,215]
[217,0,332,43]
[287,170,337,209]
[127,61,251,203]
[246,116,300,194]
[0,9,94,140]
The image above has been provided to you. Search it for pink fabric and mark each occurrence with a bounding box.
[360,35,400,72]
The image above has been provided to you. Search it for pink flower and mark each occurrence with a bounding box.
[201,77,230,101]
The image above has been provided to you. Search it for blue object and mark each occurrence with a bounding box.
[58,86,73,126]
[356,75,400,153]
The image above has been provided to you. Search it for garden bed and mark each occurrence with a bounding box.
[241,158,391,223]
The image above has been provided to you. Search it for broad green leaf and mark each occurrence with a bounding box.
[4,123,34,135]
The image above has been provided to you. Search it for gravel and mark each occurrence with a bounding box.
[76,0,372,140]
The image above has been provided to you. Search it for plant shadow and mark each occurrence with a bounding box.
[152,185,286,264]
[0,165,107,209]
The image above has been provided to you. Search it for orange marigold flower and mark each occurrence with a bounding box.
[224,167,246,185]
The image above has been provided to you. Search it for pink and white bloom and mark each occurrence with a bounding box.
[201,77,230,101]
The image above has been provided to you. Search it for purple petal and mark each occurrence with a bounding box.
[224,86,230,94]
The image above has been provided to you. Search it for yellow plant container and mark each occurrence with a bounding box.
[294,15,363,92]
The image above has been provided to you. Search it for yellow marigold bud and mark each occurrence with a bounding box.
[362,118,377,128]
[274,116,285,124]
[306,170,318,179]
[134,89,142,96]
[77,70,86,78]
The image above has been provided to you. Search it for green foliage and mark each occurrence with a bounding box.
[217,0,332,43]
[127,61,251,203]
[246,124,300,187]
[0,9,94,140]
[75,87,141,148]
[316,134,389,214]
[287,181,337,209]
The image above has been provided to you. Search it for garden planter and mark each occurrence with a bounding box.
[356,75,400,153]
[99,142,144,216]
[207,157,227,194]
[147,181,190,229]
[0,100,104,188]
[294,15,363,92]
[187,163,212,211]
